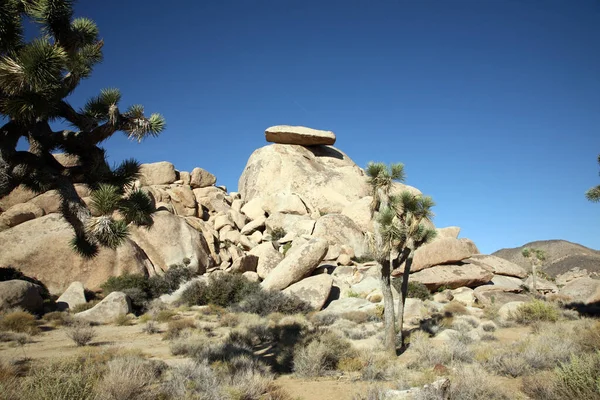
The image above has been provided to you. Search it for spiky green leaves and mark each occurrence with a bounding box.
[0,0,23,53]
[25,0,74,45]
[120,190,155,226]
[522,247,546,263]
[83,88,121,120]
[586,186,600,202]
[366,162,405,195]
[90,184,121,215]
[70,18,99,48]
[123,104,166,141]
[86,216,128,249]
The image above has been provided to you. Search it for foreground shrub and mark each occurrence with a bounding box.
[447,364,516,399]
[19,358,103,400]
[163,318,196,340]
[178,274,260,308]
[510,300,560,324]
[553,352,600,399]
[293,331,356,377]
[0,311,40,335]
[42,311,73,327]
[94,355,162,400]
[66,321,96,346]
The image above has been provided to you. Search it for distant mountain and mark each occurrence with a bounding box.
[492,240,600,278]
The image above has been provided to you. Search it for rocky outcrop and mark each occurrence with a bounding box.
[397,238,478,274]
[282,274,333,310]
[410,263,493,291]
[249,242,283,279]
[74,291,132,324]
[129,211,214,275]
[466,254,527,278]
[238,144,369,214]
[559,277,600,303]
[313,214,367,257]
[190,167,217,189]
[139,161,177,186]
[261,238,328,290]
[56,281,87,311]
[0,280,44,313]
[265,125,336,146]
[0,214,153,294]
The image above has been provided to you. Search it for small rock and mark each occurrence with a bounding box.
[74,292,132,324]
[56,281,87,311]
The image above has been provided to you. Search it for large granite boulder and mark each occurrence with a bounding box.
[261,238,328,290]
[466,254,528,278]
[559,277,600,303]
[0,280,44,313]
[239,144,370,214]
[130,211,214,275]
[190,167,216,188]
[265,125,336,146]
[74,291,132,324]
[282,274,333,310]
[139,162,177,186]
[399,237,479,274]
[0,202,44,227]
[313,214,367,257]
[56,281,87,311]
[0,214,153,294]
[410,263,493,291]
[249,242,284,279]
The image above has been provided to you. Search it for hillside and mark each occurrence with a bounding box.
[492,240,600,279]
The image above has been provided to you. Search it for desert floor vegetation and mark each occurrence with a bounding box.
[1,295,599,399]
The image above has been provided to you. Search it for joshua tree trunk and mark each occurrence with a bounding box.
[381,246,396,356]
[397,247,414,347]
[531,264,538,293]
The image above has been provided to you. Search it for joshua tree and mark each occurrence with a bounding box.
[0,0,165,257]
[522,247,546,294]
[586,154,600,202]
[366,162,436,354]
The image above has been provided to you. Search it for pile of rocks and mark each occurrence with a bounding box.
[0,125,551,321]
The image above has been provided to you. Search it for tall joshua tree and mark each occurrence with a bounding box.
[0,0,165,257]
[522,247,546,294]
[586,154,600,202]
[366,162,436,354]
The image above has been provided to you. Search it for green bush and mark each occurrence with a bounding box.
[553,352,600,399]
[511,300,560,324]
[408,281,432,300]
[231,290,312,316]
[178,274,260,308]
[101,264,194,313]
[270,227,287,242]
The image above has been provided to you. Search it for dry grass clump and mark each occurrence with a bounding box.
[309,312,339,327]
[510,300,560,324]
[169,333,210,357]
[113,314,132,326]
[141,321,159,334]
[66,320,96,346]
[42,311,73,327]
[447,364,520,399]
[407,331,475,369]
[94,355,163,400]
[352,385,389,400]
[293,331,357,377]
[163,318,196,340]
[71,299,100,313]
[0,310,40,335]
[521,352,600,400]
[572,319,600,353]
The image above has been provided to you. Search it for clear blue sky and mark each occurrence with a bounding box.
[62,0,600,254]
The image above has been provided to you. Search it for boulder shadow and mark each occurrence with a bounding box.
[306,145,344,160]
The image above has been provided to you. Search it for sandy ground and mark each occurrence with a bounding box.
[0,317,533,400]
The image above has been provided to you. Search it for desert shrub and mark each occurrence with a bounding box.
[573,320,600,353]
[552,352,600,399]
[447,364,516,399]
[480,333,498,341]
[521,371,559,400]
[178,274,260,308]
[163,318,196,340]
[338,356,365,372]
[346,290,363,298]
[66,321,96,346]
[0,310,40,335]
[293,331,356,377]
[147,264,194,298]
[443,301,468,316]
[408,281,432,300]
[359,352,402,381]
[72,300,100,313]
[481,321,497,332]
[232,289,312,316]
[162,361,222,400]
[352,385,388,400]
[43,311,73,327]
[487,351,530,377]
[154,309,176,323]
[94,355,161,400]
[113,314,132,326]
[270,227,287,242]
[408,331,451,368]
[170,334,209,357]
[310,312,339,327]
[510,300,560,324]
[19,358,103,400]
[142,321,159,334]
